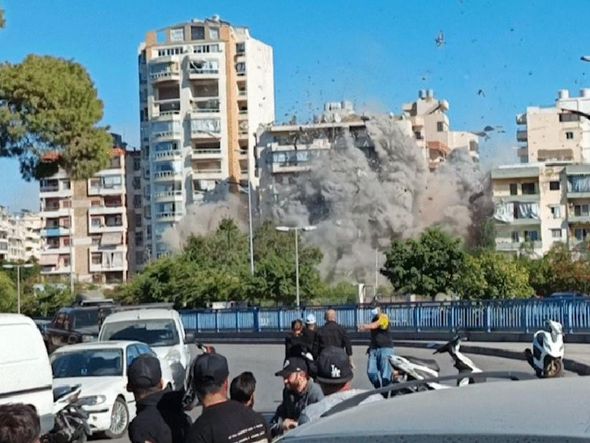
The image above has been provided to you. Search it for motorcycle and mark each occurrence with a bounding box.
[389,354,449,392]
[433,335,482,386]
[524,319,564,378]
[182,342,216,410]
[42,385,90,443]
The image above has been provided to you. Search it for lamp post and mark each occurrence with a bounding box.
[3,263,34,314]
[275,225,317,309]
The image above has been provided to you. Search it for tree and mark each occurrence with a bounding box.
[21,285,73,317]
[0,9,4,29]
[381,228,466,297]
[0,272,16,312]
[458,252,533,299]
[0,55,111,180]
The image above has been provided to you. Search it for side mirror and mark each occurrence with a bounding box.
[185,332,196,344]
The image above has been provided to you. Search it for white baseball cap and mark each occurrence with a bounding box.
[305,313,316,325]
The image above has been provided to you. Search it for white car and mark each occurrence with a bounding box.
[98,309,192,390]
[51,340,172,439]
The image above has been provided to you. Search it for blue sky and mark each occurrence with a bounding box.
[2,0,590,211]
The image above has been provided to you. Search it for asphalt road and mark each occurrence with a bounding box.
[96,343,566,443]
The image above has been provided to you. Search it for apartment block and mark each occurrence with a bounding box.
[39,146,129,286]
[0,208,41,262]
[516,89,590,163]
[492,162,590,256]
[402,89,479,169]
[125,149,144,275]
[138,16,275,259]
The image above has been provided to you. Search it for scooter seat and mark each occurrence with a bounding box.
[401,356,441,373]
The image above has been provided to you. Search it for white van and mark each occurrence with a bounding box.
[0,314,54,433]
[98,309,192,390]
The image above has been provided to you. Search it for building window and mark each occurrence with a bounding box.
[550,205,561,219]
[566,131,574,140]
[170,28,184,42]
[511,232,520,243]
[91,235,100,246]
[135,251,144,264]
[209,27,219,40]
[574,204,590,217]
[551,229,562,239]
[509,183,518,195]
[133,158,141,171]
[91,217,102,227]
[91,253,102,265]
[575,228,589,241]
[559,113,580,122]
[133,195,142,209]
[191,26,205,40]
[436,121,444,132]
[524,230,539,242]
[236,42,245,54]
[521,182,536,194]
[549,181,560,191]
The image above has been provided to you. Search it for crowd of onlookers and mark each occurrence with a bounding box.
[0,307,394,443]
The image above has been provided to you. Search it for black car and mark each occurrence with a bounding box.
[45,305,115,353]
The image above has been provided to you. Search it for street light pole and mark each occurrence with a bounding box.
[247,178,254,275]
[275,225,317,309]
[3,263,34,314]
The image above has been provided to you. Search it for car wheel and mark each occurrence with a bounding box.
[105,397,129,439]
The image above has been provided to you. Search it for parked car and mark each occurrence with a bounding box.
[0,314,54,434]
[50,340,172,439]
[98,308,192,390]
[45,306,115,352]
[549,291,589,299]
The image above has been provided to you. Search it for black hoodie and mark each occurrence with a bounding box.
[128,388,191,443]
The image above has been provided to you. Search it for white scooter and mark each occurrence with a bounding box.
[524,319,564,378]
[42,385,90,443]
[182,342,216,410]
[434,335,482,386]
[389,354,449,392]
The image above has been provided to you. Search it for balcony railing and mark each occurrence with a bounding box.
[153,170,180,179]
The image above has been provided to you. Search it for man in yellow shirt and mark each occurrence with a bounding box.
[358,306,394,396]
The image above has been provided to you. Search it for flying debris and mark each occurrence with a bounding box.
[435,31,445,47]
[483,125,494,132]
[477,89,486,97]
[581,56,590,62]
[561,108,590,120]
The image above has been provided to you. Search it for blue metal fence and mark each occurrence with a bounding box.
[179,298,590,334]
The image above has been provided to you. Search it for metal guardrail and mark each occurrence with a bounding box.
[179,299,590,334]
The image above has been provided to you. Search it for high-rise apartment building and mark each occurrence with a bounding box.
[0,208,41,262]
[516,89,590,164]
[138,16,275,259]
[125,149,144,275]
[38,144,129,286]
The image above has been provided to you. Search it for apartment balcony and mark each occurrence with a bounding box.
[568,215,590,224]
[149,69,180,84]
[41,265,71,275]
[238,109,248,120]
[508,218,541,226]
[567,191,590,199]
[89,261,127,273]
[156,211,184,222]
[88,223,125,235]
[188,67,219,80]
[496,240,542,252]
[150,126,182,142]
[151,149,183,162]
[39,186,72,198]
[88,205,125,216]
[151,109,182,122]
[492,193,539,203]
[193,168,223,179]
[41,245,71,255]
[40,207,71,218]
[153,170,182,182]
[88,186,124,196]
[516,113,527,125]
[154,190,184,203]
[271,163,311,174]
[238,89,247,98]
[41,227,71,237]
[516,130,528,142]
[192,148,222,158]
[190,118,221,139]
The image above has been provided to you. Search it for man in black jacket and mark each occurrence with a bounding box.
[313,309,353,364]
[127,355,191,443]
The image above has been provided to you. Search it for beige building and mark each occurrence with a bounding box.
[492,162,590,257]
[402,89,479,170]
[0,208,41,262]
[39,147,129,286]
[138,16,275,259]
[516,89,590,164]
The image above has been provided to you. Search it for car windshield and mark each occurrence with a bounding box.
[100,319,179,347]
[51,349,123,378]
[73,310,99,328]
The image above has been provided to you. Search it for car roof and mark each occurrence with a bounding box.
[102,308,178,323]
[0,313,37,326]
[51,340,144,353]
[283,376,590,440]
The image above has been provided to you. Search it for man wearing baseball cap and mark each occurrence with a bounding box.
[298,346,382,425]
[127,355,191,443]
[185,353,270,443]
[270,356,323,437]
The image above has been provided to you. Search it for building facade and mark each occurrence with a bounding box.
[516,89,590,164]
[138,16,275,259]
[125,149,144,275]
[38,148,129,286]
[0,208,41,262]
[492,162,590,257]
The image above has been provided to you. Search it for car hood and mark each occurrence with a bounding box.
[54,376,123,398]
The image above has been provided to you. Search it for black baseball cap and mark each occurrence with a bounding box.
[275,357,308,378]
[128,355,162,389]
[316,346,353,384]
[192,353,229,386]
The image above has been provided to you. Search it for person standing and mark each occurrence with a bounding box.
[285,319,308,360]
[270,356,324,437]
[302,314,318,358]
[358,306,394,396]
[126,355,191,443]
[185,353,270,443]
[230,371,257,408]
[0,404,41,443]
[313,309,353,365]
